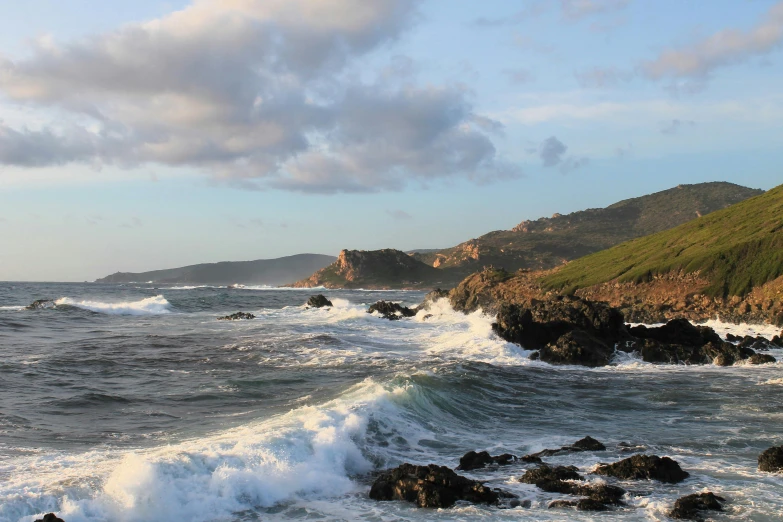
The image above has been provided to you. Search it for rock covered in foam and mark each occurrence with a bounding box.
[594,454,689,483]
[369,463,502,508]
[758,445,783,472]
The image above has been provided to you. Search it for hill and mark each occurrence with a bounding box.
[289,249,458,289]
[543,184,783,298]
[412,182,763,276]
[95,254,336,286]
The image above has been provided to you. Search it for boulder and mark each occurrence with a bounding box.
[368,301,417,320]
[26,299,57,310]
[594,455,689,483]
[35,515,65,522]
[747,353,777,365]
[758,445,783,472]
[519,465,583,485]
[306,294,333,308]
[456,450,516,471]
[537,331,614,367]
[528,436,607,458]
[217,312,255,321]
[669,492,725,520]
[369,463,501,508]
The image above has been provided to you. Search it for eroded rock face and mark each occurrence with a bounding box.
[594,455,689,483]
[669,492,725,520]
[369,463,501,508]
[368,301,417,320]
[456,450,516,471]
[306,294,333,308]
[217,312,255,321]
[758,445,783,472]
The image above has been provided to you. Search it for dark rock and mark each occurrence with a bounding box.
[519,465,583,485]
[369,463,501,508]
[628,319,721,347]
[529,436,607,457]
[368,301,417,320]
[772,335,783,347]
[726,333,741,342]
[26,299,57,310]
[758,445,783,472]
[35,515,65,522]
[217,312,255,321]
[747,353,776,364]
[422,314,434,321]
[738,335,772,351]
[538,330,613,367]
[456,450,517,471]
[419,288,450,310]
[306,294,333,308]
[594,454,689,483]
[548,498,610,511]
[669,492,725,520]
[520,454,543,463]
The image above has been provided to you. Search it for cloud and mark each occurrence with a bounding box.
[386,209,412,220]
[641,1,783,81]
[574,66,633,88]
[473,2,548,27]
[504,68,535,85]
[536,136,588,173]
[660,119,696,135]
[0,0,519,193]
[539,136,568,167]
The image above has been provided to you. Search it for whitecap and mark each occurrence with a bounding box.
[54,295,172,315]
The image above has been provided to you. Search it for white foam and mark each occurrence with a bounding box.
[0,305,25,311]
[54,295,172,315]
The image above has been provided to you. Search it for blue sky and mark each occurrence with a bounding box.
[1,0,782,281]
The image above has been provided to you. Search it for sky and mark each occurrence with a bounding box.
[1,0,782,281]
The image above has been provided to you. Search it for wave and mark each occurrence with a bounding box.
[0,305,25,311]
[54,295,172,315]
[0,379,430,522]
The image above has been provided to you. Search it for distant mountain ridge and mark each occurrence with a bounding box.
[411,182,763,277]
[96,254,336,286]
[289,249,457,289]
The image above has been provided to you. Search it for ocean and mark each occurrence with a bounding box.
[1,282,782,521]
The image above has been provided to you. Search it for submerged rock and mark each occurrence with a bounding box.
[306,294,333,308]
[527,436,607,458]
[758,445,783,472]
[669,492,725,520]
[548,498,610,511]
[369,463,501,508]
[26,299,57,310]
[457,450,516,471]
[217,312,255,321]
[34,515,65,522]
[368,301,417,320]
[594,454,689,483]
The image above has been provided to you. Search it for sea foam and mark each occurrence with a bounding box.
[54,295,172,315]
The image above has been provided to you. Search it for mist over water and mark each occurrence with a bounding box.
[1,283,782,521]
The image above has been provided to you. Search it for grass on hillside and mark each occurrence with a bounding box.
[543,184,783,297]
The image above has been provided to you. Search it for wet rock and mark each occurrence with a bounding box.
[217,312,255,321]
[368,301,417,320]
[306,294,333,308]
[548,498,610,511]
[538,330,613,367]
[529,436,607,457]
[520,454,543,463]
[34,515,65,522]
[419,288,449,311]
[457,450,517,471]
[422,314,434,321]
[725,333,741,342]
[369,463,501,508]
[519,465,583,485]
[669,492,725,520]
[738,335,772,351]
[747,353,776,365]
[772,335,783,347]
[758,445,783,472]
[594,455,689,483]
[628,319,721,347]
[26,299,57,310]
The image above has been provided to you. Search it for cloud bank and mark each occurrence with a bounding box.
[0,0,518,193]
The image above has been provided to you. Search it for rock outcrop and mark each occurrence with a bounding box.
[521,464,625,511]
[306,294,333,308]
[456,450,516,471]
[369,463,502,508]
[217,312,255,321]
[34,515,65,522]
[594,455,689,483]
[758,445,783,472]
[367,301,417,320]
[528,436,606,458]
[669,492,725,520]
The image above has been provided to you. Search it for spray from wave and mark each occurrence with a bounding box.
[54,295,172,315]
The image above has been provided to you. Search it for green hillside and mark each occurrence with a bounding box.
[543,184,783,297]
